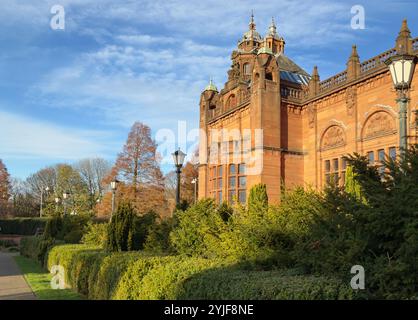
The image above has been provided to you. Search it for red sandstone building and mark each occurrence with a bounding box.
[198,16,418,204]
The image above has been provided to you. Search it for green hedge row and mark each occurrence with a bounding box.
[0,218,48,235]
[20,239,356,300]
[178,268,356,300]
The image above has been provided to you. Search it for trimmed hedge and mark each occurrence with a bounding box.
[0,218,48,235]
[178,268,357,300]
[20,242,357,300]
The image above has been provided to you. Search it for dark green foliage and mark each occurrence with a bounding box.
[179,267,356,300]
[131,212,158,250]
[107,202,135,252]
[0,218,47,235]
[169,199,229,258]
[294,147,418,299]
[43,216,63,239]
[175,200,190,211]
[20,235,62,266]
[247,183,268,214]
[144,216,177,254]
[42,215,88,244]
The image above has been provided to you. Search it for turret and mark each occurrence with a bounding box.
[396,19,412,54]
[308,66,320,97]
[347,45,360,81]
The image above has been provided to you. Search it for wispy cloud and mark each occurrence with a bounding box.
[0,109,114,160]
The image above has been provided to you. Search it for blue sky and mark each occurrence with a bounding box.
[1,0,417,179]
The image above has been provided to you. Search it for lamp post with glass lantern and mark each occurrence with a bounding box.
[172,149,186,207]
[385,54,417,158]
[191,178,198,204]
[40,186,50,217]
[62,191,70,215]
[54,197,60,214]
[110,179,119,222]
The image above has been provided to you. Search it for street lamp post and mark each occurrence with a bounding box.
[385,54,417,158]
[40,186,50,217]
[191,178,198,204]
[110,179,119,222]
[172,149,186,207]
[55,197,60,214]
[63,191,70,215]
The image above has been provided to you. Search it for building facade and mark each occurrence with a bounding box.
[198,16,418,204]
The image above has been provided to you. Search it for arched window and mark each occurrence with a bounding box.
[226,94,237,110]
[243,63,251,76]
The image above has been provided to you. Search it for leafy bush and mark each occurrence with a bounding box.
[131,212,158,250]
[0,218,48,235]
[82,222,108,247]
[20,236,43,260]
[143,216,177,254]
[43,216,63,239]
[169,199,229,258]
[64,230,84,244]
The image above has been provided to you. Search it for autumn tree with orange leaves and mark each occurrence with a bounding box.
[98,122,168,217]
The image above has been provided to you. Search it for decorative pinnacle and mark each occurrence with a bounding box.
[399,19,411,36]
[350,45,359,58]
[249,10,256,30]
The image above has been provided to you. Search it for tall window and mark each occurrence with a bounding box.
[228,163,246,204]
[324,160,331,184]
[209,165,223,203]
[341,158,347,186]
[243,63,251,76]
[378,149,386,177]
[324,157,346,186]
[332,158,339,184]
[389,147,396,161]
[367,151,375,164]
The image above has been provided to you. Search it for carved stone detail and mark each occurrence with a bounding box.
[346,86,357,116]
[322,126,345,149]
[307,104,315,128]
[363,111,395,139]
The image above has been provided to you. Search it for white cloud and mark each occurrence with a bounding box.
[0,109,114,160]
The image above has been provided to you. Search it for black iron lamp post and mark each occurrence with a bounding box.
[191,177,198,204]
[172,149,186,206]
[110,178,119,221]
[40,186,50,217]
[62,191,70,215]
[54,197,60,214]
[385,54,417,158]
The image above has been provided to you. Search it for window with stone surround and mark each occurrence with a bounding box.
[324,157,346,186]
[243,63,251,76]
[228,163,246,204]
[209,165,223,204]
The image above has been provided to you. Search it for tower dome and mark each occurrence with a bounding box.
[204,79,218,92]
[240,12,262,43]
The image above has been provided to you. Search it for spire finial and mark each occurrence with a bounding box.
[249,10,256,30]
[351,44,359,57]
[266,17,279,39]
[312,66,319,79]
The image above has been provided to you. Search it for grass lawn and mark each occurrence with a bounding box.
[14,255,83,300]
